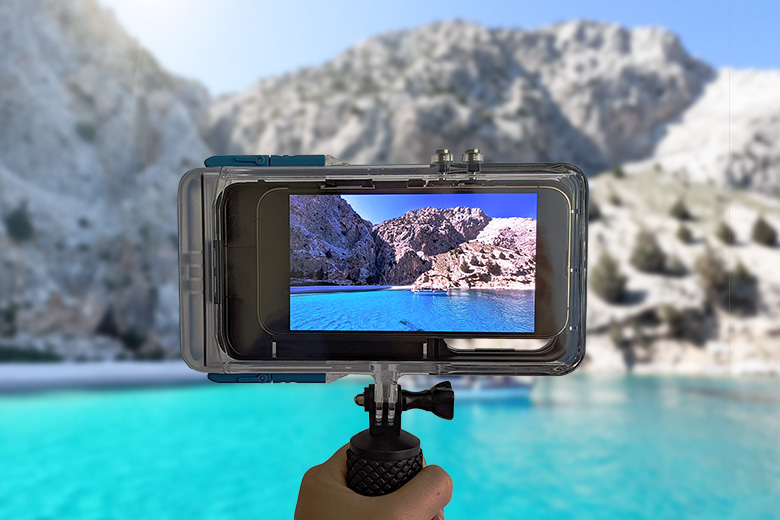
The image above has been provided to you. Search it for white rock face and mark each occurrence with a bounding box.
[208,20,711,172]
[373,206,491,284]
[1,3,777,374]
[585,169,780,375]
[477,217,537,255]
[0,0,211,357]
[652,69,780,195]
[416,240,536,290]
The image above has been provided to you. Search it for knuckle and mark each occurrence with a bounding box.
[425,465,454,493]
[301,465,323,485]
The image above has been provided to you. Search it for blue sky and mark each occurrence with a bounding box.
[341,194,537,224]
[97,0,777,96]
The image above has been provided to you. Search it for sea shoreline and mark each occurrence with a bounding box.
[290,285,403,294]
[0,360,775,395]
[290,284,534,294]
[0,361,205,394]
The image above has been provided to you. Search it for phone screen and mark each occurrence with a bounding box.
[288,193,537,333]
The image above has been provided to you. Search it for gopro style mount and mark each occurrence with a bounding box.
[347,365,454,496]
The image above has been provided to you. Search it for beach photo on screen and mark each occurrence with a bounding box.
[289,193,537,332]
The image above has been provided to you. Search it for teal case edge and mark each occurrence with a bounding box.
[205,154,327,383]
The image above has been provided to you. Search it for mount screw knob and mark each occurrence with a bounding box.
[462,148,484,163]
[431,148,454,164]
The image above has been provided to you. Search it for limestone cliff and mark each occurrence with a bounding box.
[652,69,780,196]
[0,0,211,359]
[476,217,537,253]
[373,207,491,284]
[290,195,376,284]
[208,20,711,171]
[414,241,535,290]
[2,3,779,373]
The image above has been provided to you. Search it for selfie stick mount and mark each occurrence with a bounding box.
[346,366,454,496]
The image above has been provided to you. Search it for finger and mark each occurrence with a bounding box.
[431,508,445,520]
[390,465,453,519]
[318,444,350,480]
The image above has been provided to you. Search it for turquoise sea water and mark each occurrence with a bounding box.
[290,288,535,332]
[1,375,778,519]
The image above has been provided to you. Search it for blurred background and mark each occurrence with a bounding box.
[1,0,778,518]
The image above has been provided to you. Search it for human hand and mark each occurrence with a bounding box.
[294,444,453,520]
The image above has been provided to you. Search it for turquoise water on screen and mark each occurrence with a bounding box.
[290,288,535,332]
[1,375,778,519]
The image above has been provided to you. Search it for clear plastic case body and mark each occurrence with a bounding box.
[178,161,588,377]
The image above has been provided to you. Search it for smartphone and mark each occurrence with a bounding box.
[179,157,587,376]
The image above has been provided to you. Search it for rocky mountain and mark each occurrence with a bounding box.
[2,2,779,374]
[476,217,537,254]
[290,195,376,284]
[289,199,533,288]
[373,206,491,284]
[208,20,711,172]
[583,167,780,374]
[651,69,780,196]
[0,0,210,359]
[414,241,535,290]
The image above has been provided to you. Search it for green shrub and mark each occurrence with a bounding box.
[630,229,666,273]
[588,201,601,222]
[590,252,627,303]
[0,346,62,362]
[751,216,777,246]
[611,164,625,178]
[694,248,728,303]
[716,222,736,245]
[459,261,471,273]
[670,198,693,220]
[729,261,759,315]
[665,255,687,277]
[608,192,621,206]
[0,304,17,335]
[693,249,758,314]
[632,323,650,349]
[3,202,35,242]
[75,121,97,142]
[676,225,693,244]
[608,322,626,348]
[732,261,756,283]
[660,305,686,338]
[133,349,167,361]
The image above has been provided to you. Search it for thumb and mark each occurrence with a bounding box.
[389,465,453,519]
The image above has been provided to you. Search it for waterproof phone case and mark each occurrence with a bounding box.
[178,153,587,380]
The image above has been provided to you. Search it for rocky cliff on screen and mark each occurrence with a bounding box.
[289,196,537,288]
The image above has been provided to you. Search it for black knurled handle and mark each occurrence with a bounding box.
[346,448,423,496]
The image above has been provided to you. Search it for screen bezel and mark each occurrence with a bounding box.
[253,185,570,342]
[282,191,542,335]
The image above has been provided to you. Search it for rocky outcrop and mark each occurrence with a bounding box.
[2,3,778,373]
[0,0,211,358]
[373,207,491,284]
[290,195,376,284]
[290,200,537,288]
[583,167,780,375]
[476,217,537,254]
[414,241,535,290]
[651,69,780,196]
[208,20,711,171]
